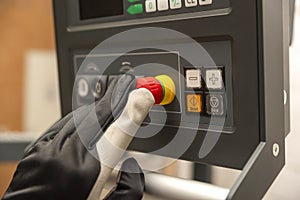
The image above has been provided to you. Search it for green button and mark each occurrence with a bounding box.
[128,0,141,2]
[127,4,143,15]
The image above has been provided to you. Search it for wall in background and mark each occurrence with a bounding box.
[0,0,55,131]
[0,0,55,197]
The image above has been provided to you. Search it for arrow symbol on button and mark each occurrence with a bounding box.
[190,96,198,106]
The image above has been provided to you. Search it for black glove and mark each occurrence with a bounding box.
[2,74,145,200]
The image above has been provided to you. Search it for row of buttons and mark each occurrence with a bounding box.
[186,93,224,116]
[145,0,213,13]
[185,68,224,90]
[76,76,224,116]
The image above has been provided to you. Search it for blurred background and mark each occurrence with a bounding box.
[0,0,61,196]
[0,0,299,199]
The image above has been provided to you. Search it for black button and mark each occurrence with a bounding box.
[206,93,224,116]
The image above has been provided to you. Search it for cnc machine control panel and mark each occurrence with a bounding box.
[53,0,287,169]
[73,40,233,132]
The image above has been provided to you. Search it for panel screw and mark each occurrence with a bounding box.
[273,143,280,157]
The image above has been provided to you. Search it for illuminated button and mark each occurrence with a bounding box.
[186,69,201,89]
[158,0,169,11]
[185,0,197,7]
[205,69,223,90]
[186,94,202,113]
[77,78,89,97]
[206,94,224,116]
[145,0,157,13]
[170,0,182,9]
[199,0,212,5]
[127,4,143,15]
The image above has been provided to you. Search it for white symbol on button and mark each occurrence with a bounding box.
[199,0,212,5]
[186,69,201,88]
[210,96,219,108]
[158,0,169,11]
[170,0,182,9]
[206,69,223,89]
[209,74,219,85]
[78,78,89,97]
[146,0,157,13]
[185,0,197,7]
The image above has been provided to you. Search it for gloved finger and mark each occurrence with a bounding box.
[104,158,145,200]
[94,74,136,121]
[103,74,136,117]
[78,74,136,150]
[87,88,154,200]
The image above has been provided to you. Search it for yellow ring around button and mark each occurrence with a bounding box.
[155,75,176,105]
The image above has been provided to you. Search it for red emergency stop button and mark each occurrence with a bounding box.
[136,77,163,104]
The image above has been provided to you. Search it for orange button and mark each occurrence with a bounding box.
[186,94,202,113]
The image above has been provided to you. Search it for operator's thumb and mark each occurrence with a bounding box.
[105,158,145,200]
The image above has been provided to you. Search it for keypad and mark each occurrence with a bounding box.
[184,66,225,116]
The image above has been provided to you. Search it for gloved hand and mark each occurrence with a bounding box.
[2,74,145,200]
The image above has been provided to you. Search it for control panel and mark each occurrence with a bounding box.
[73,40,233,132]
[54,0,288,170]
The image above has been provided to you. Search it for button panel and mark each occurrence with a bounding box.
[72,0,229,28]
[184,66,226,116]
[74,42,232,128]
[129,0,215,15]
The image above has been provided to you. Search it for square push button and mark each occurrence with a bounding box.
[127,4,144,15]
[186,69,201,89]
[146,0,157,12]
[185,0,197,7]
[158,0,169,11]
[205,69,223,90]
[199,0,212,5]
[170,0,182,9]
[206,94,224,116]
[186,94,202,113]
